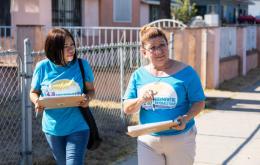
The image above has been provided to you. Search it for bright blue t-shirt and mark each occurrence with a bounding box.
[31,59,94,136]
[124,65,205,136]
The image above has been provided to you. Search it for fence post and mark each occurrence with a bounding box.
[237,27,247,76]
[201,29,208,88]
[120,45,126,126]
[21,38,33,165]
[169,32,174,59]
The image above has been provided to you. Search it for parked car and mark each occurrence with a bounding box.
[255,15,260,24]
[238,15,255,24]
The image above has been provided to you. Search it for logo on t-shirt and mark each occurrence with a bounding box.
[138,82,178,110]
[42,79,81,96]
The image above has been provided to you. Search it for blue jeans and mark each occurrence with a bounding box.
[45,130,89,165]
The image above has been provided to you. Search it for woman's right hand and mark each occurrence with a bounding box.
[34,98,44,113]
[124,90,158,114]
[140,90,157,103]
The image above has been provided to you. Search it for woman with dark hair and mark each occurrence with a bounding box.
[123,26,205,165]
[30,28,95,165]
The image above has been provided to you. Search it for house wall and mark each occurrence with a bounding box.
[140,3,149,26]
[246,51,258,72]
[16,25,45,62]
[11,0,99,27]
[83,0,99,27]
[10,0,52,26]
[219,56,240,83]
[0,37,15,50]
[11,0,41,25]
[99,0,140,27]
[39,0,51,27]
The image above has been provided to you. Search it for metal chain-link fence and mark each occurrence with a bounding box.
[0,50,22,165]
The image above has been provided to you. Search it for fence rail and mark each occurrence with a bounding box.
[43,26,141,47]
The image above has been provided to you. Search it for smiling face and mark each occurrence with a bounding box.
[142,36,169,67]
[63,37,75,63]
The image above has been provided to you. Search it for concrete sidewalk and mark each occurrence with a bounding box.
[116,81,260,165]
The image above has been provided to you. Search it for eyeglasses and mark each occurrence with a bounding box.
[143,43,168,53]
[64,45,75,51]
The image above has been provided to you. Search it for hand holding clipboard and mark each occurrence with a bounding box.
[38,95,85,109]
[127,119,180,137]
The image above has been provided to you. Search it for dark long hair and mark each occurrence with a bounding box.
[44,28,77,66]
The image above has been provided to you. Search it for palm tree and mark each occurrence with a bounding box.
[174,0,197,23]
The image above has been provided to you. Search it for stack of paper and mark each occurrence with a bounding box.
[127,119,180,137]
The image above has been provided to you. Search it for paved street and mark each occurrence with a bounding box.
[116,81,260,165]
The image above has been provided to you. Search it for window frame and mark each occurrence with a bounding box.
[0,0,11,36]
[149,5,160,22]
[0,0,11,26]
[52,0,82,26]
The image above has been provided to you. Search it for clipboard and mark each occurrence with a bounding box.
[38,95,85,109]
[127,119,180,137]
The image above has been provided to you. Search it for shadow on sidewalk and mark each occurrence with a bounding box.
[222,124,260,165]
[212,99,260,113]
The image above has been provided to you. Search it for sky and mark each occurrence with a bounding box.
[248,1,260,16]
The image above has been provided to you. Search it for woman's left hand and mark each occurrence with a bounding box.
[172,115,188,130]
[79,94,90,108]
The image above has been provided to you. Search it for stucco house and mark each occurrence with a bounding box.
[1,0,257,29]
[0,0,179,28]
[192,0,255,24]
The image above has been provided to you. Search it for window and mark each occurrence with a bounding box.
[113,0,132,22]
[196,5,207,18]
[52,0,82,26]
[0,0,11,36]
[207,5,218,14]
[149,5,160,22]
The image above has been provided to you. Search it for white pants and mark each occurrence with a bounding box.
[137,126,197,165]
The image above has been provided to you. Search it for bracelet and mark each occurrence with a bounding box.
[85,95,91,101]
[182,115,189,123]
